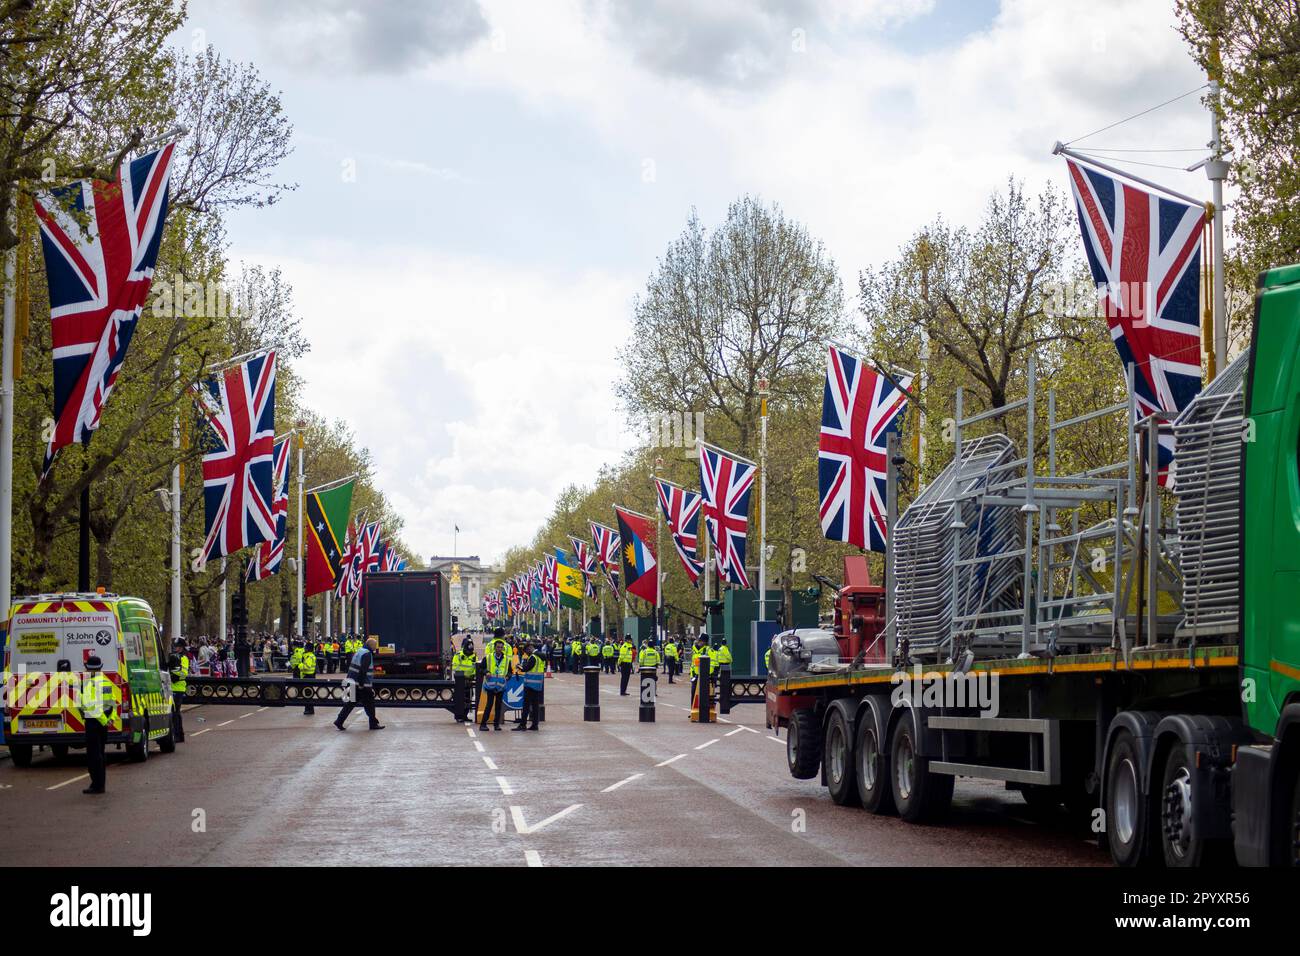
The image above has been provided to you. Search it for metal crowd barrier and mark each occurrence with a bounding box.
[182,676,458,709]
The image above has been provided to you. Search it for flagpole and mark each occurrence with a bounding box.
[1207,46,1228,377]
[324,585,331,638]
[758,378,769,623]
[295,430,304,638]
[219,558,227,641]
[654,456,663,644]
[170,358,182,646]
[0,243,14,617]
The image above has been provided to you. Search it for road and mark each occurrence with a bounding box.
[0,670,1106,866]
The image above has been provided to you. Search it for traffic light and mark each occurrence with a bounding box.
[451,614,459,633]
[303,602,314,636]
[230,590,245,637]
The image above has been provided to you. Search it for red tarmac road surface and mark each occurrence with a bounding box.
[0,670,1105,866]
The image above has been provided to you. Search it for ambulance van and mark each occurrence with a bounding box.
[2,592,176,768]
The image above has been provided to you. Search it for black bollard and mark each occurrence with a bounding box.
[583,665,600,721]
[639,665,657,722]
[539,674,546,723]
[719,665,732,715]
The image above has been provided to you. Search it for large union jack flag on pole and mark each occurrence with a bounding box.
[698,441,756,588]
[818,346,912,552]
[246,435,291,582]
[654,477,704,585]
[33,145,177,478]
[1064,158,1204,478]
[196,351,277,564]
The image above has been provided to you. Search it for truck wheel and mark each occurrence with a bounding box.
[8,744,33,768]
[787,709,822,780]
[157,725,176,754]
[1158,744,1228,867]
[1104,730,1151,866]
[824,710,858,806]
[855,712,894,814]
[50,744,70,763]
[1290,764,1300,867]
[889,716,952,823]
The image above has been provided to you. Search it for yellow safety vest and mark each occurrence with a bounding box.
[640,647,660,667]
[716,644,733,666]
[301,651,317,677]
[485,645,511,677]
[618,642,634,664]
[601,644,614,658]
[170,654,189,693]
[664,643,678,660]
[452,651,477,677]
[81,672,119,726]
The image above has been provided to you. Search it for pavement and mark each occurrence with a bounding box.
[0,669,1106,866]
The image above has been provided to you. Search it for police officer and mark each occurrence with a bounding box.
[663,637,679,683]
[714,639,733,670]
[168,646,188,742]
[81,655,117,795]
[334,638,385,731]
[639,639,660,679]
[451,636,477,723]
[689,635,711,709]
[299,641,318,714]
[569,635,582,673]
[599,638,612,674]
[584,634,600,672]
[513,641,544,732]
[617,635,636,695]
[480,629,511,731]
[288,640,304,679]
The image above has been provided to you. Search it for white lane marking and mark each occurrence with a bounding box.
[511,803,582,835]
[47,773,89,791]
[191,728,211,737]
[724,727,744,737]
[466,727,476,738]
[741,726,761,734]
[694,739,719,750]
[473,741,485,753]
[601,773,644,793]
[767,734,783,743]
[217,719,234,727]
[257,707,269,712]
[238,711,256,719]
[655,754,687,767]
[483,756,498,771]
[496,775,513,795]
[718,717,733,724]
[525,850,543,867]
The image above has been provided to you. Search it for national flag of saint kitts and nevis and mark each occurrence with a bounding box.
[304,479,355,596]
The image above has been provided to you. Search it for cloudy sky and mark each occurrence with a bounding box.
[179,0,1210,564]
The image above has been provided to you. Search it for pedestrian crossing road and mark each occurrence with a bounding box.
[0,672,1105,866]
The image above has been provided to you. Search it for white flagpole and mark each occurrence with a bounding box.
[654,457,663,643]
[295,433,304,638]
[1207,62,1228,375]
[758,379,769,622]
[325,587,331,638]
[0,245,15,617]
[170,360,182,645]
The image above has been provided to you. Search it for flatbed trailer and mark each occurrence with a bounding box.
[771,263,1300,868]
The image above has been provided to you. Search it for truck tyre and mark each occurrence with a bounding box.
[50,744,70,763]
[8,744,33,767]
[824,709,858,806]
[1290,763,1300,867]
[787,709,821,780]
[889,716,953,823]
[1104,729,1151,866]
[1158,743,1228,867]
[855,711,894,815]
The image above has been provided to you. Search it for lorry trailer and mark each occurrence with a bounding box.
[768,263,1300,867]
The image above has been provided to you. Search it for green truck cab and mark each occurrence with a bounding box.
[1236,262,1300,865]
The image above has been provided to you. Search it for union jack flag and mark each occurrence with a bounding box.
[195,351,277,564]
[818,346,912,552]
[655,477,704,585]
[1064,158,1204,479]
[699,442,755,588]
[335,521,358,598]
[246,436,291,582]
[542,554,559,609]
[569,534,598,599]
[590,521,621,594]
[33,144,177,478]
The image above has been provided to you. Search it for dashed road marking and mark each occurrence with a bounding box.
[724,728,744,737]
[496,776,514,796]
[237,711,256,719]
[601,773,644,793]
[483,756,498,771]
[511,803,581,835]
[191,728,211,737]
[694,739,719,751]
[257,707,269,712]
[655,754,686,767]
[47,773,89,791]
[217,719,234,727]
[466,727,476,738]
[767,734,783,743]
[525,850,543,867]
[473,741,485,753]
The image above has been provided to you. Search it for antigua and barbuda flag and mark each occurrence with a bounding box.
[614,505,658,605]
